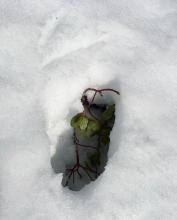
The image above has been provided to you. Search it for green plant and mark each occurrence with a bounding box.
[63,88,120,187]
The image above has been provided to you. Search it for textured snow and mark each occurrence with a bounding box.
[0,0,177,219]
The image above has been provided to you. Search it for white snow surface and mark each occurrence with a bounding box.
[1,0,177,219]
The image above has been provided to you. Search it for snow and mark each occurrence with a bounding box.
[0,0,177,219]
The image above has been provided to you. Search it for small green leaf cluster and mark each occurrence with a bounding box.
[101,104,115,121]
[70,113,99,137]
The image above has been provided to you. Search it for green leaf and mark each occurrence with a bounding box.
[79,116,88,130]
[102,104,115,121]
[70,113,89,131]
[85,120,99,137]
[70,113,82,128]
[70,113,99,136]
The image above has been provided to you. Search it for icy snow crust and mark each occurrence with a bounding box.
[1,0,177,219]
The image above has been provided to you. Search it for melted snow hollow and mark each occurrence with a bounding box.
[0,0,177,219]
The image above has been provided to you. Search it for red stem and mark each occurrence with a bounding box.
[83,88,120,97]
